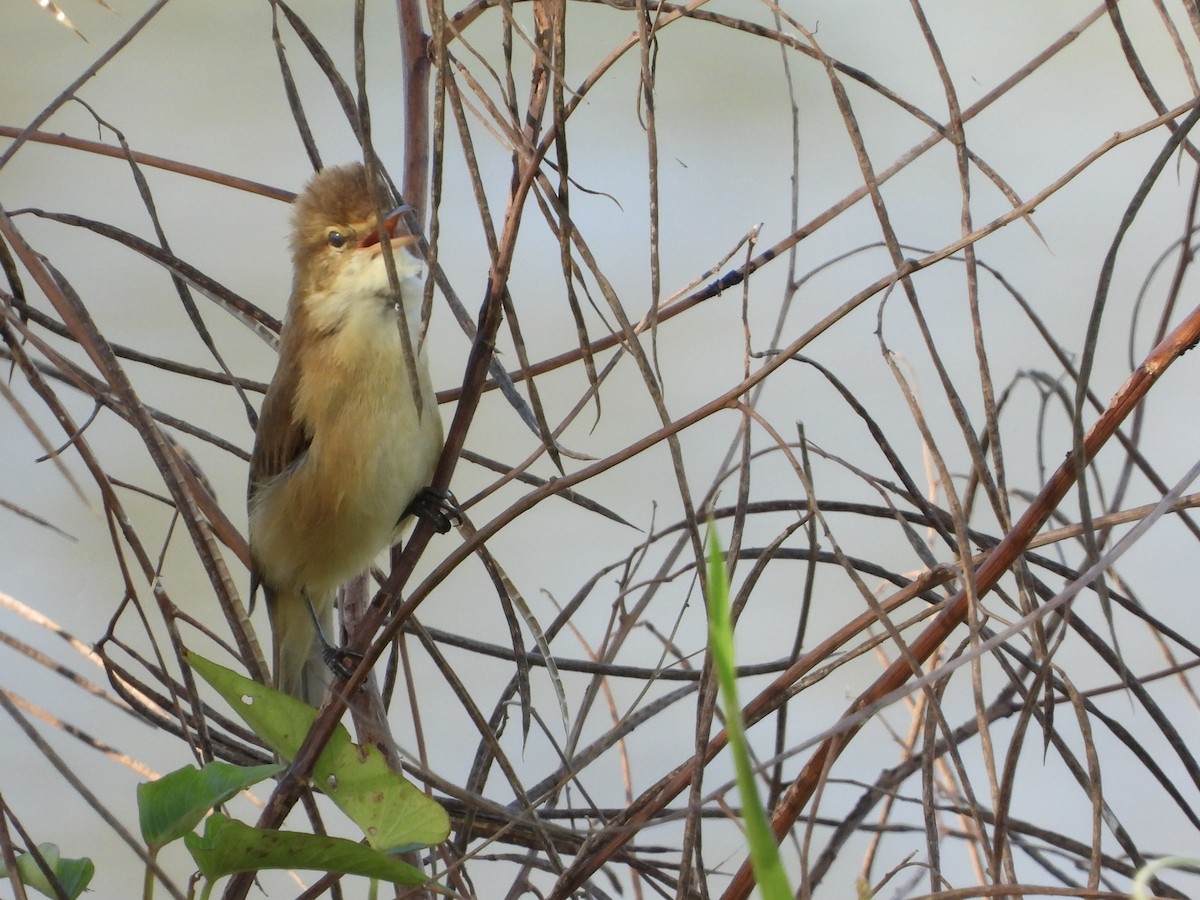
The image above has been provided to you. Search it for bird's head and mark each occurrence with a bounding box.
[289,163,419,298]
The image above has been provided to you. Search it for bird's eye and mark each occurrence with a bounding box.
[327,230,347,248]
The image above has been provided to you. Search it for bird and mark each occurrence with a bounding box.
[247,162,444,704]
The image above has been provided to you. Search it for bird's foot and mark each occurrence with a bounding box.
[301,591,364,682]
[404,487,461,534]
[321,644,365,682]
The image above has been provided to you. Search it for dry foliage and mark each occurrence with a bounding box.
[3,1,1200,898]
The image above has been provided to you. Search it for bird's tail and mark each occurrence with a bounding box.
[266,587,334,705]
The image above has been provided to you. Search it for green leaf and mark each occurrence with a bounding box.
[312,725,450,852]
[0,843,94,900]
[187,652,322,761]
[138,760,283,851]
[705,522,793,900]
[187,653,450,851]
[184,812,428,886]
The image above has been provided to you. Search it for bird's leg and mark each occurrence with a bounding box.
[303,589,364,680]
[403,487,461,534]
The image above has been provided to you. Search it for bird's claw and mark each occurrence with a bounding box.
[322,645,365,681]
[405,487,461,534]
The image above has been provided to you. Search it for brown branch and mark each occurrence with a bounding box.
[0,126,293,203]
[721,304,1200,897]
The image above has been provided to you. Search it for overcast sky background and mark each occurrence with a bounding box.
[4,1,1200,897]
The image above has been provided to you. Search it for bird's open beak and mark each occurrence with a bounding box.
[358,204,415,249]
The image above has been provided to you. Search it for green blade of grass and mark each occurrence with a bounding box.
[706,521,791,899]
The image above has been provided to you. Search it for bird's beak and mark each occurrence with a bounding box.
[358,204,415,249]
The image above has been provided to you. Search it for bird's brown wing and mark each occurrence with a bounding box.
[248,349,312,500]
[247,341,312,611]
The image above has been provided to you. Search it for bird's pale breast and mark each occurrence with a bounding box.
[250,255,442,599]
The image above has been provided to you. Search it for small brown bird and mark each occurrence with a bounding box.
[248,163,443,703]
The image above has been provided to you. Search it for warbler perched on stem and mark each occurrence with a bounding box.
[248,163,443,703]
